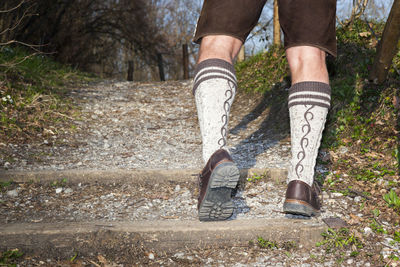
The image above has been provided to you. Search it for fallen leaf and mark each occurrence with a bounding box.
[359,32,371,37]
[354,231,364,242]
[97,255,108,264]
[322,217,349,228]
[393,96,400,109]
[348,213,361,225]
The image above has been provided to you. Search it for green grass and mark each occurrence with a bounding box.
[0,181,13,191]
[316,228,363,254]
[235,45,288,94]
[369,218,388,234]
[255,237,297,251]
[0,249,24,267]
[384,189,400,213]
[247,173,267,182]
[50,178,68,188]
[0,45,96,142]
[257,237,278,249]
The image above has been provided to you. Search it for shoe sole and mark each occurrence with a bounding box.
[283,200,320,217]
[198,162,240,222]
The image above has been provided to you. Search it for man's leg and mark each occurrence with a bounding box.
[286,46,328,84]
[195,35,242,162]
[283,46,331,216]
[192,0,267,221]
[194,35,242,221]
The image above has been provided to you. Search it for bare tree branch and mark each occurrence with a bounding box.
[0,4,35,36]
[0,0,25,13]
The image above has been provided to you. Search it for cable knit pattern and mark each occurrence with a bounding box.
[193,58,237,163]
[288,82,331,186]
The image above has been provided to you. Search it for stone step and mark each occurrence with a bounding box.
[0,168,287,184]
[0,219,325,260]
[0,168,329,261]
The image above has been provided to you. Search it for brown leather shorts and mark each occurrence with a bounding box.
[193,0,337,57]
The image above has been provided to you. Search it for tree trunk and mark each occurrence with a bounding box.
[369,0,400,83]
[182,44,189,80]
[157,53,165,81]
[273,0,281,46]
[127,60,134,81]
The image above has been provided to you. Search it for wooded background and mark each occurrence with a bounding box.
[0,0,397,82]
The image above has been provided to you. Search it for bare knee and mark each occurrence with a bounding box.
[198,35,243,64]
[286,46,329,84]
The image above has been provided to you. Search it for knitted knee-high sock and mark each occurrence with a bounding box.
[288,82,331,186]
[193,58,237,163]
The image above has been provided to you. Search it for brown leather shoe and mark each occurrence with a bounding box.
[198,149,240,221]
[283,180,321,217]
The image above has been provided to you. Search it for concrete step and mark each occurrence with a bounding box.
[0,168,328,261]
[0,167,287,184]
[1,219,325,260]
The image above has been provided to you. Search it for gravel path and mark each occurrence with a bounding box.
[0,179,384,267]
[1,80,290,171]
[1,179,350,224]
[1,80,396,266]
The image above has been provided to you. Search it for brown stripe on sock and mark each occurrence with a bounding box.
[289,82,331,96]
[193,75,237,95]
[194,69,236,84]
[288,101,330,109]
[194,58,236,78]
[288,94,331,103]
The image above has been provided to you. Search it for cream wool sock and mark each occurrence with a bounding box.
[288,82,331,186]
[193,58,237,163]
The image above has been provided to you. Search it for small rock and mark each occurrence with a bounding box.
[4,162,11,168]
[55,188,63,194]
[103,143,111,149]
[381,247,391,259]
[174,185,181,192]
[377,179,389,187]
[64,188,73,194]
[77,161,83,166]
[364,226,373,236]
[383,237,396,246]
[167,139,178,146]
[173,252,185,259]
[332,192,343,197]
[354,196,362,202]
[43,140,49,144]
[338,146,349,154]
[206,258,214,264]
[7,189,18,197]
[347,258,354,265]
[148,253,155,260]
